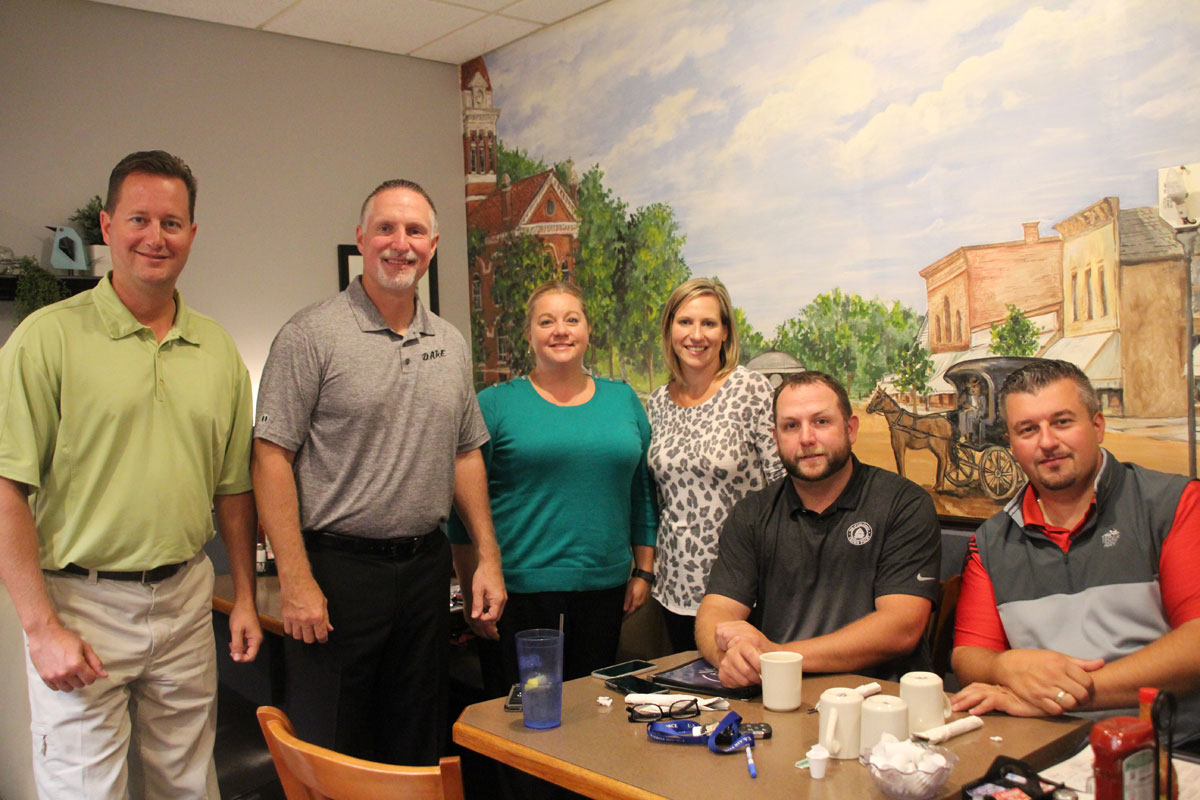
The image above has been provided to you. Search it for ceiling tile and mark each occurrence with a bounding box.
[266,0,484,56]
[502,0,607,25]
[410,13,539,64]
[87,0,294,28]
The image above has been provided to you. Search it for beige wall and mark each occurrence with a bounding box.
[0,2,468,795]
[0,0,472,375]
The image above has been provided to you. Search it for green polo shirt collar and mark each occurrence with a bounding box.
[92,272,199,345]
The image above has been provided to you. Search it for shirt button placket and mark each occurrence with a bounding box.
[155,345,166,402]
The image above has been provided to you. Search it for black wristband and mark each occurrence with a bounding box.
[631,568,655,585]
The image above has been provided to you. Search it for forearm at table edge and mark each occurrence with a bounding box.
[695,594,749,667]
[952,644,1002,686]
[1087,618,1200,709]
[790,595,930,673]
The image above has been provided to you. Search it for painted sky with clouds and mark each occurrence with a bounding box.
[484,0,1200,335]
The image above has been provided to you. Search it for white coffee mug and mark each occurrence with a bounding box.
[759,651,803,712]
[859,694,909,753]
[899,671,952,735]
[817,687,863,759]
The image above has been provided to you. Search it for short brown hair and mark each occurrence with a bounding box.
[524,280,588,338]
[359,178,438,233]
[105,150,198,221]
[660,278,741,385]
[999,359,1099,418]
[773,371,852,423]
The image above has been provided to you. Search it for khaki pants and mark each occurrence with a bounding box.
[26,554,219,799]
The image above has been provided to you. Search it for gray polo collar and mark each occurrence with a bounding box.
[345,275,433,338]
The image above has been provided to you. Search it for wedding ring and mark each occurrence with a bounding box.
[1054,689,1067,704]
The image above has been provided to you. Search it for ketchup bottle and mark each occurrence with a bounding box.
[1091,716,1155,800]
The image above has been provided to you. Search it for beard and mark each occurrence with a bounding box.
[1030,452,1084,492]
[781,439,853,483]
[370,250,423,291]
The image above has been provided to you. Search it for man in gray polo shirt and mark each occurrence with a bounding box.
[696,371,940,687]
[252,179,505,764]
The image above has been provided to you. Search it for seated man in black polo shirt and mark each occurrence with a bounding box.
[696,371,941,687]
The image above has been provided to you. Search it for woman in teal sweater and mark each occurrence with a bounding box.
[448,280,657,697]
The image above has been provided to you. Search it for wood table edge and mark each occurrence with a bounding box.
[453,719,668,800]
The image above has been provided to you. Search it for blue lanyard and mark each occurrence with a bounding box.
[645,712,754,754]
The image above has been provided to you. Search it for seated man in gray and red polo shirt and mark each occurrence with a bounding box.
[951,359,1200,742]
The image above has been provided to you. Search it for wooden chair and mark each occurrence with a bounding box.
[256,706,465,800]
[927,575,962,682]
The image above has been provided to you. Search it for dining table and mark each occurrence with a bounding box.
[452,651,1092,800]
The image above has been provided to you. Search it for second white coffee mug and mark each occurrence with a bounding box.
[759,651,803,712]
[899,671,952,734]
[859,694,909,753]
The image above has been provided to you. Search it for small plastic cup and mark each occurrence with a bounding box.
[515,629,564,729]
[807,744,830,779]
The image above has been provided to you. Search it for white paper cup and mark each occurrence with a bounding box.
[806,744,829,779]
[759,651,803,712]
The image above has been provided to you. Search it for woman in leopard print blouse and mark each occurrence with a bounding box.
[647,278,784,653]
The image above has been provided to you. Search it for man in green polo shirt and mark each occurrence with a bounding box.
[0,150,260,798]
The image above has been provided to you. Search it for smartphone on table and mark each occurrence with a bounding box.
[504,683,522,711]
[590,659,656,680]
[604,675,667,696]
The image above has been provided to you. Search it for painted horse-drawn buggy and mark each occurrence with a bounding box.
[867,356,1038,500]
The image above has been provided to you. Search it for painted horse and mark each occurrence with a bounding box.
[865,387,953,491]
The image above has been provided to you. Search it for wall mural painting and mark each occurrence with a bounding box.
[458,0,1200,521]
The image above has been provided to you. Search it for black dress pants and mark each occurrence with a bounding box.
[283,535,450,765]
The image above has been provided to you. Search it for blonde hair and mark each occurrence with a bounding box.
[660,278,740,385]
[524,280,589,339]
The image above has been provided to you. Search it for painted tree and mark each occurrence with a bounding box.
[775,289,922,397]
[573,165,629,377]
[989,304,1039,357]
[622,203,690,385]
[734,306,771,364]
[495,141,546,182]
[893,340,935,409]
[487,231,559,376]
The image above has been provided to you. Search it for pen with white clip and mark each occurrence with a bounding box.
[745,745,757,778]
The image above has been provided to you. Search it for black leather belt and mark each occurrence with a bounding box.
[57,561,186,583]
[302,530,437,560]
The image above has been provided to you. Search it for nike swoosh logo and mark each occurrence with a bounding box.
[916,574,936,581]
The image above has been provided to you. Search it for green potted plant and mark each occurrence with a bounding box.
[68,195,110,275]
[15,257,68,322]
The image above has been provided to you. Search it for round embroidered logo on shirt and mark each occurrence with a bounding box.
[846,521,873,546]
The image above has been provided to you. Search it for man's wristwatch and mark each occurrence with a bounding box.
[631,568,655,585]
